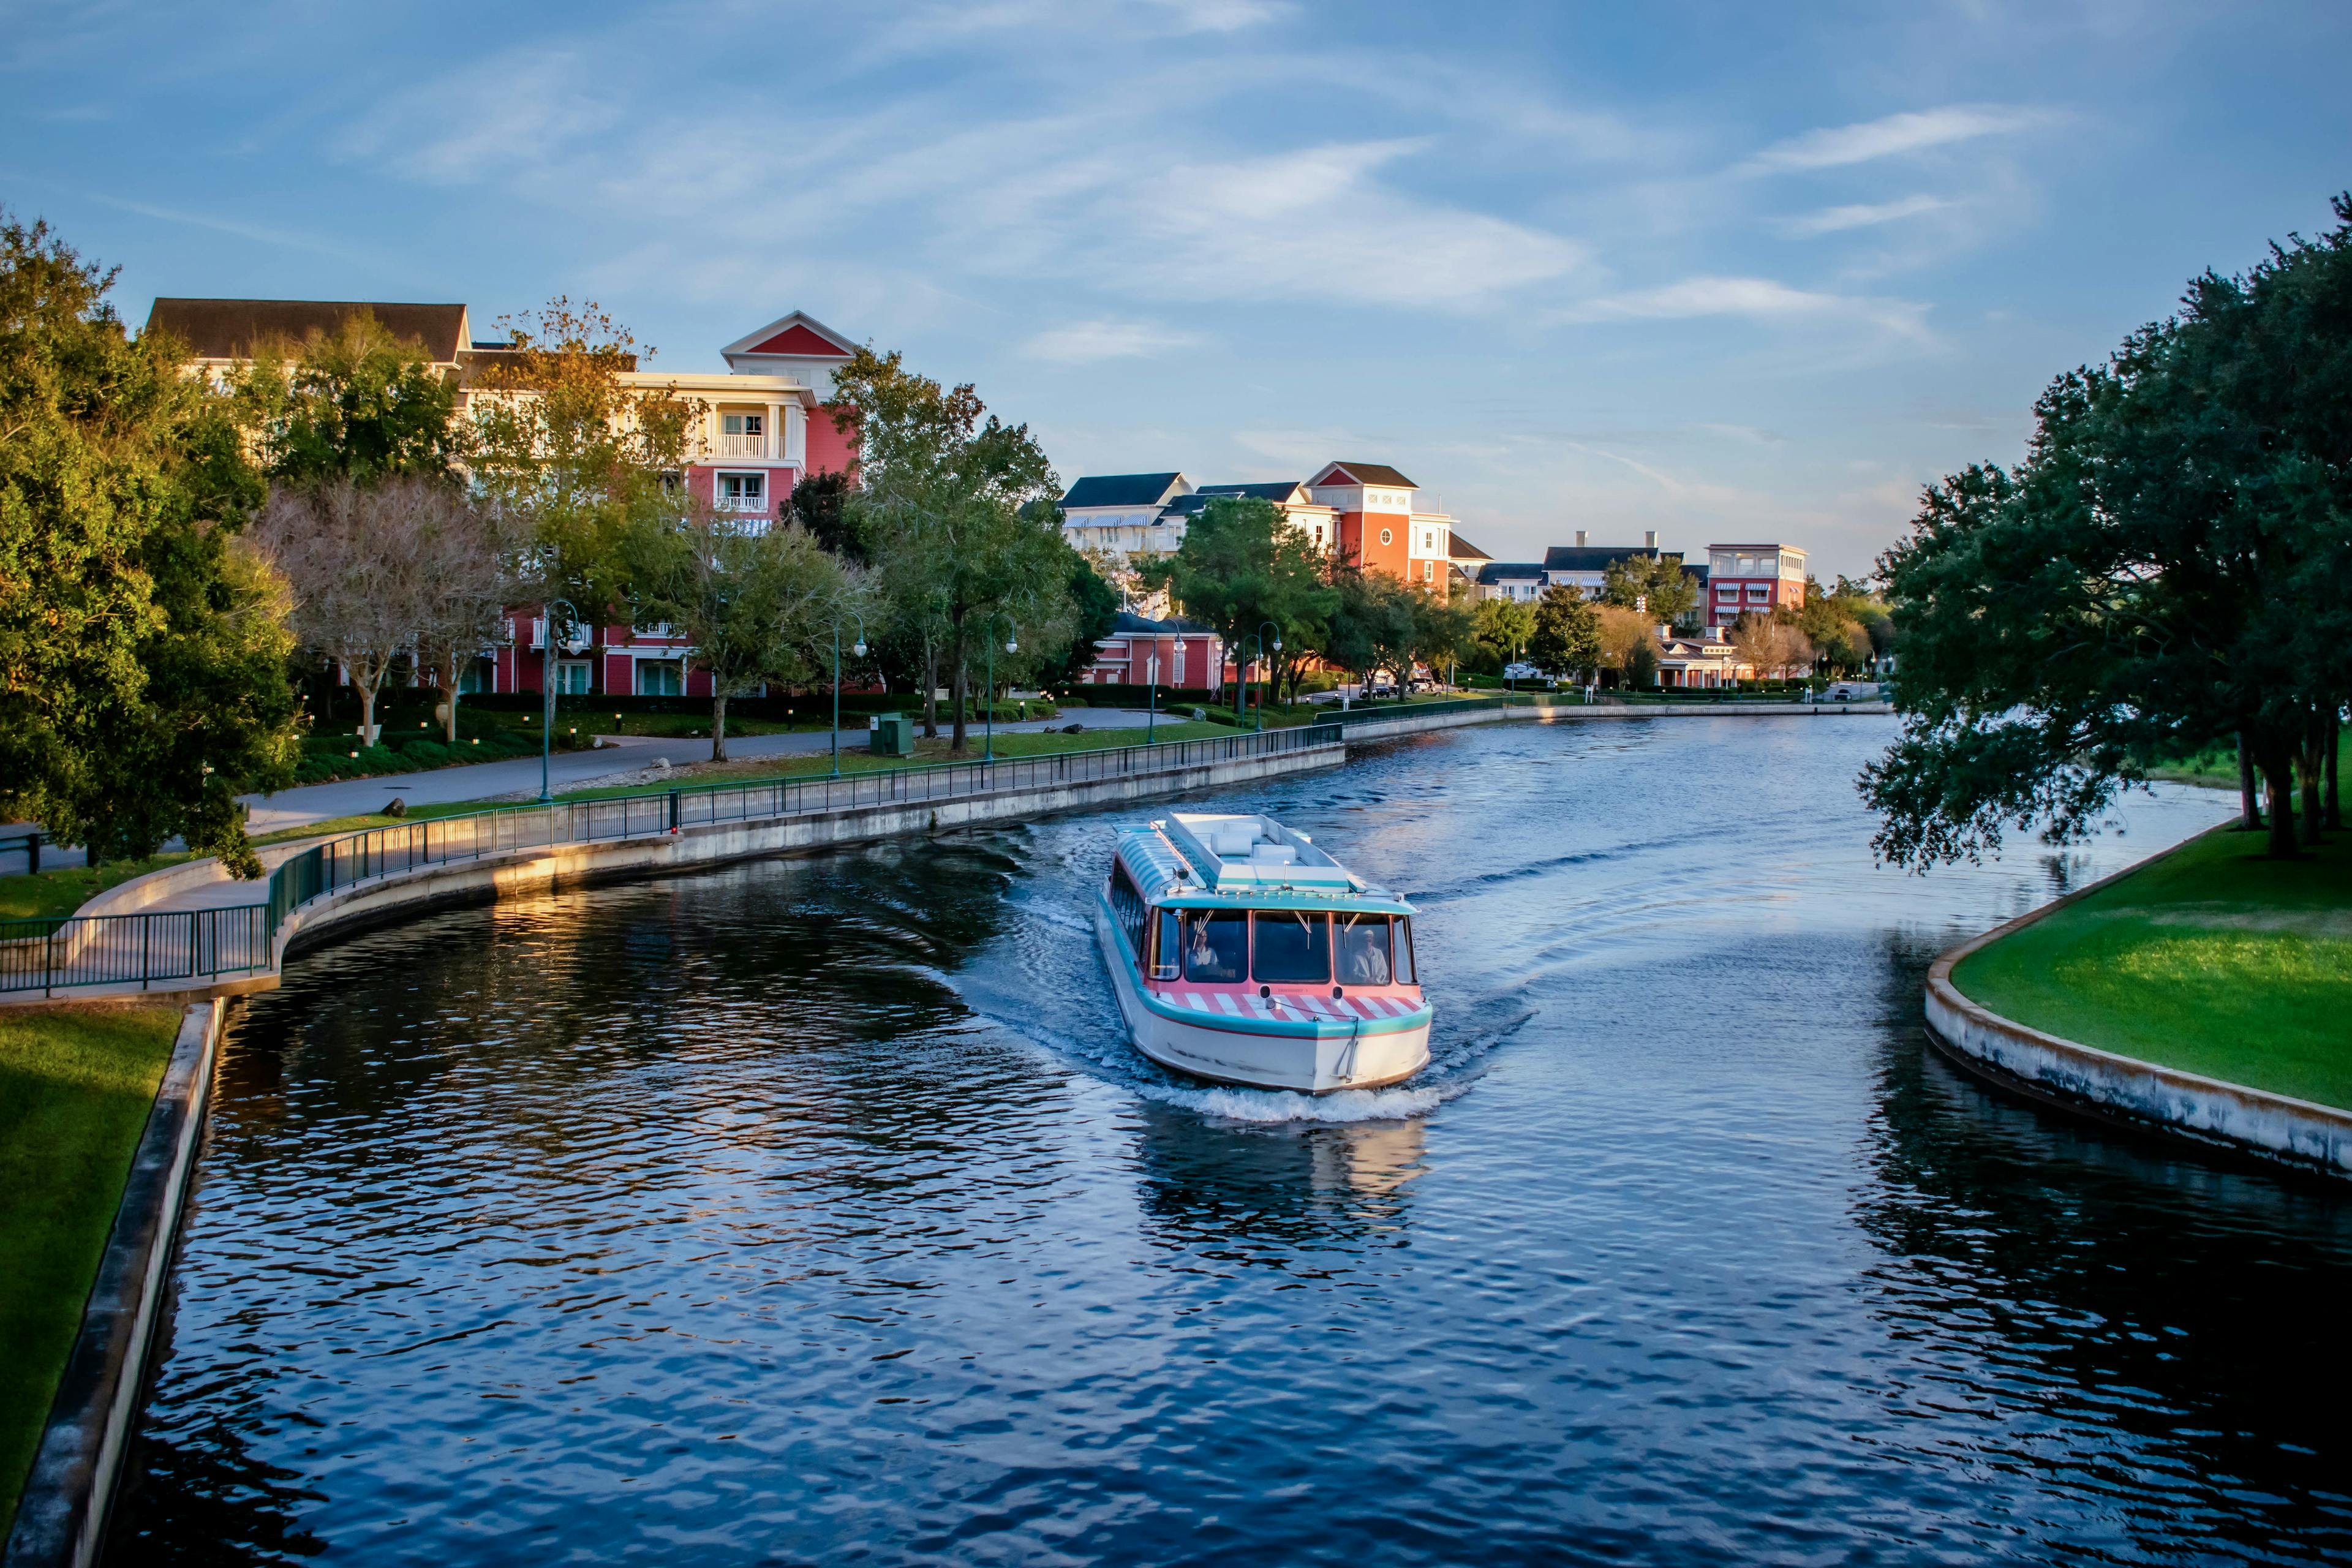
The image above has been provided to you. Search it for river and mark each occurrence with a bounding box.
[106,716,2352,1566]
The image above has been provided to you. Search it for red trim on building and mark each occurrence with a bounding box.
[748,324,851,356]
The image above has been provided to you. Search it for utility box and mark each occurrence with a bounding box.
[869,713,916,757]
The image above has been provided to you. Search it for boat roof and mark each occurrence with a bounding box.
[1115,814,1414,915]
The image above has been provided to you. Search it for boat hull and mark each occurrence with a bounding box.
[1095,899,1431,1093]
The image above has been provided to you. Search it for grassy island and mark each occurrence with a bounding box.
[1951,828,2352,1110]
[0,1003,181,1527]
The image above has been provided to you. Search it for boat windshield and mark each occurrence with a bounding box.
[1181,910,1248,983]
[1336,912,1411,987]
[1252,911,1330,984]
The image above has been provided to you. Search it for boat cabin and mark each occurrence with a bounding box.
[1107,814,1418,1000]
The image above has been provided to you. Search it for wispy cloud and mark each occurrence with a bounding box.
[84,192,373,264]
[1781,194,1953,236]
[1736,105,2049,175]
[1023,318,1201,363]
[1557,276,1932,341]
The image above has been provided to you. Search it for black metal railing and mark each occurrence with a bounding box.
[5,723,1343,997]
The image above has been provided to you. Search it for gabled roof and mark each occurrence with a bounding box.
[1310,459,1416,489]
[146,299,470,363]
[1476,562,1548,583]
[1448,532,1491,562]
[1063,472,1188,510]
[720,311,858,361]
[1542,544,1670,573]
[1196,481,1306,503]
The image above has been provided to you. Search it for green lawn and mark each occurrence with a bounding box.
[0,1003,182,1529]
[0,856,196,924]
[2148,729,2348,790]
[1951,827,2352,1109]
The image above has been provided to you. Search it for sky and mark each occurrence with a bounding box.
[5,0,2347,579]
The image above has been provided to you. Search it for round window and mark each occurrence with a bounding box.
[1379,527,1393,546]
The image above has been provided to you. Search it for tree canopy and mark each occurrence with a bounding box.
[827,346,1069,748]
[1600,554,1698,627]
[0,216,298,873]
[1861,194,2352,867]
[228,311,458,484]
[1139,496,1336,709]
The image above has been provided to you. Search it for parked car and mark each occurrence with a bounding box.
[1502,662,1540,682]
[1821,680,1881,702]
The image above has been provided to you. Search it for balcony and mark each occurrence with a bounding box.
[715,493,770,514]
[716,432,770,459]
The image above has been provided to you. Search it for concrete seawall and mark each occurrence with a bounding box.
[1924,840,2352,1180]
[5,1000,222,1568]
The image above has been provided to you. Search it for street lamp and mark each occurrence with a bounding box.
[538,596,579,804]
[831,609,869,778]
[984,611,1017,763]
[1242,620,1279,733]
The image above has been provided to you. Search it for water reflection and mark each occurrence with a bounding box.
[1132,1102,1424,1261]
[1855,934,2352,1562]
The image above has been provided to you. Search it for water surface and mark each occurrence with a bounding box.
[111,718,2352,1565]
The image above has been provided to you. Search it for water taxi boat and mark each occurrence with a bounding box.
[1095,813,1431,1093]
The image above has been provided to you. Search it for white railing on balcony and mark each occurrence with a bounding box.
[716,494,769,513]
[717,432,769,459]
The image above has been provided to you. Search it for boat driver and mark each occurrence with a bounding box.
[1338,916,1392,986]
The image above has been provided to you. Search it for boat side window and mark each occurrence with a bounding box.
[1336,913,1393,986]
[1109,861,1148,958]
[1252,911,1330,984]
[1181,910,1248,983]
[1393,916,1415,986]
[1150,909,1182,981]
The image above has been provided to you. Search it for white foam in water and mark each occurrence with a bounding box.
[1134,1078,1456,1124]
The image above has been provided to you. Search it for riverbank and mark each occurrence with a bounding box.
[1951,828,2351,1111]
[0,1003,182,1529]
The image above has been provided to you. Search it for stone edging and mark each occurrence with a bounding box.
[4,999,222,1568]
[1924,829,2352,1180]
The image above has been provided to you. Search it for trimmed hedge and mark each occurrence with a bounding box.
[1056,682,1253,708]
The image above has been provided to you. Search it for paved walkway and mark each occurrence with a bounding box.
[241,709,1167,834]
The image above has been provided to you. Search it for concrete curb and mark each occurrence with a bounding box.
[1923,827,2352,1180]
[4,999,222,1568]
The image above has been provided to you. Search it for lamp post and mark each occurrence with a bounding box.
[537,596,578,804]
[1242,620,1279,733]
[984,611,1017,763]
[831,609,869,778]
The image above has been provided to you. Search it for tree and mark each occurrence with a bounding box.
[1137,496,1336,715]
[790,468,858,560]
[626,510,860,760]
[1526,585,1599,679]
[1409,589,1476,688]
[1860,195,2352,867]
[1472,597,1537,673]
[413,494,527,744]
[467,298,701,674]
[229,311,458,484]
[1044,551,1121,692]
[1594,605,1656,679]
[1323,568,1423,695]
[828,346,1063,752]
[0,215,299,875]
[252,477,458,749]
[1600,553,1698,627]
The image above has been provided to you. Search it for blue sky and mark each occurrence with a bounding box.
[7,0,2346,577]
